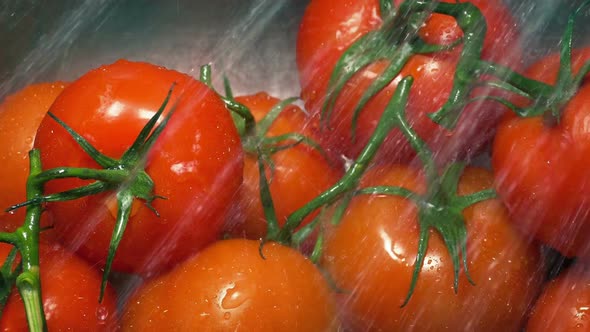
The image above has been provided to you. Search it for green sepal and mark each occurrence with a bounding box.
[47,112,117,168]
[100,190,133,302]
[0,247,21,314]
[257,150,281,242]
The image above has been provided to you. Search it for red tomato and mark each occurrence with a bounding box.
[403,0,522,67]
[226,93,342,240]
[527,263,590,332]
[0,82,66,232]
[297,0,519,163]
[121,239,339,331]
[322,167,544,331]
[524,47,590,86]
[493,51,590,258]
[0,242,118,331]
[33,60,243,276]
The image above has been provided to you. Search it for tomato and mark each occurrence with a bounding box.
[33,60,243,276]
[226,92,342,240]
[527,262,590,332]
[0,82,66,232]
[322,167,544,331]
[405,0,522,67]
[524,47,590,86]
[121,239,338,331]
[492,50,590,258]
[0,242,118,331]
[297,0,519,164]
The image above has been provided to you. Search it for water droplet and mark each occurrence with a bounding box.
[221,285,248,310]
[96,305,109,323]
[223,312,231,320]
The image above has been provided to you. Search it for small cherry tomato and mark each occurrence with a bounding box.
[121,239,339,331]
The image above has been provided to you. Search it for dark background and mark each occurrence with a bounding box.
[1,0,589,99]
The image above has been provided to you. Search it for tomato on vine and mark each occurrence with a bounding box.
[493,47,590,258]
[0,242,118,331]
[0,82,66,232]
[32,60,243,276]
[322,167,544,331]
[121,239,339,331]
[226,92,342,240]
[296,0,520,164]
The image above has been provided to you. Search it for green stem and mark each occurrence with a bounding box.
[33,167,128,184]
[16,272,44,332]
[426,1,487,129]
[477,60,553,98]
[279,76,414,242]
[17,149,47,332]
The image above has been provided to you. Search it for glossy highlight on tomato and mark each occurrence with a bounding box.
[33,60,243,276]
[322,167,544,331]
[121,239,338,331]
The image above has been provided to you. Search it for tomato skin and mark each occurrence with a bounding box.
[33,60,243,276]
[404,0,522,67]
[527,263,590,332]
[121,239,338,331]
[524,47,590,86]
[493,51,590,258]
[226,93,343,240]
[0,82,66,232]
[0,242,118,331]
[297,0,518,164]
[322,167,544,331]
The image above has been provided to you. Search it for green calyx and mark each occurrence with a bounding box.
[477,0,590,122]
[322,0,492,139]
[7,85,177,303]
[196,64,336,249]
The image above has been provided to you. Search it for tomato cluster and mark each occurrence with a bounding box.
[1,0,590,331]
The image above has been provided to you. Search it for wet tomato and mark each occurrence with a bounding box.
[0,82,67,232]
[527,262,590,332]
[121,239,338,331]
[33,60,243,276]
[226,92,342,240]
[297,0,520,163]
[322,166,544,331]
[493,49,590,258]
[0,242,118,331]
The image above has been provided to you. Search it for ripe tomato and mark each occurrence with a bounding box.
[226,92,342,240]
[493,50,590,258]
[527,262,590,332]
[0,242,118,331]
[33,60,243,276]
[0,82,66,232]
[297,0,519,163]
[121,239,338,331]
[404,0,522,67]
[322,167,544,331]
